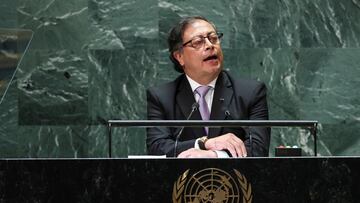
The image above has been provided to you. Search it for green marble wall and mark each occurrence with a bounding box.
[0,0,359,157]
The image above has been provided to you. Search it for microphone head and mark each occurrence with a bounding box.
[192,102,199,111]
[225,110,231,116]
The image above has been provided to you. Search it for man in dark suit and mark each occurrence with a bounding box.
[147,16,270,158]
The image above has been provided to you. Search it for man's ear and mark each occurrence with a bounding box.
[173,50,184,66]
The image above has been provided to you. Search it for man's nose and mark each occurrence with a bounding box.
[204,38,214,50]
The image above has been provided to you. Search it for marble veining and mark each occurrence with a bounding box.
[0,0,359,157]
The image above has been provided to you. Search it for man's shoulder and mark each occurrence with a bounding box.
[224,71,264,89]
[233,77,261,84]
[221,71,267,101]
[147,74,185,95]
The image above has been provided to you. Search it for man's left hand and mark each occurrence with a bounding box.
[205,133,247,157]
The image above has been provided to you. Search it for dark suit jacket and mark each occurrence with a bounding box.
[146,71,270,157]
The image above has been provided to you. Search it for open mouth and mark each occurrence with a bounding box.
[203,54,218,62]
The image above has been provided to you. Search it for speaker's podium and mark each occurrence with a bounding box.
[1,120,360,202]
[1,157,360,202]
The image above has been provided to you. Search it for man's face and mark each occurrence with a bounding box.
[174,20,223,83]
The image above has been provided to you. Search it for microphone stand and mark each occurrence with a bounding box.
[174,103,198,157]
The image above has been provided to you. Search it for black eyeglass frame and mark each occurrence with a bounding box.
[182,32,224,49]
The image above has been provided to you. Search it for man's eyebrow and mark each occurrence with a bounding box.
[190,31,216,38]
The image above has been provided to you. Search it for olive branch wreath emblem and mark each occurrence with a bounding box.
[172,169,252,203]
[172,169,189,203]
[234,169,253,203]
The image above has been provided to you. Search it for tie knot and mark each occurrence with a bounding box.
[195,86,211,97]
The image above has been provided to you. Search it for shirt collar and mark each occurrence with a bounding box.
[186,74,217,92]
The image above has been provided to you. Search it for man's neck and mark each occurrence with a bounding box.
[186,72,221,85]
[186,74,217,92]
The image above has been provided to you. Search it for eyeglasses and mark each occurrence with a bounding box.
[182,32,223,49]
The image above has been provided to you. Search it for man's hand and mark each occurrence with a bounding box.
[177,148,217,158]
[205,133,247,157]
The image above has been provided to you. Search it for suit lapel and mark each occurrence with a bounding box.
[209,72,233,138]
[176,76,205,137]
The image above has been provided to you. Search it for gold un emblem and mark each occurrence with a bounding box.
[172,168,252,203]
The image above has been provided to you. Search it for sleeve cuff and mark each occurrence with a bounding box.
[194,138,200,149]
[214,150,230,158]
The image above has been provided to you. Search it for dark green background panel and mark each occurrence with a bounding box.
[0,0,359,157]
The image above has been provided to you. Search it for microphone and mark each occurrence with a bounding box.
[249,129,253,157]
[224,110,231,118]
[174,102,199,157]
